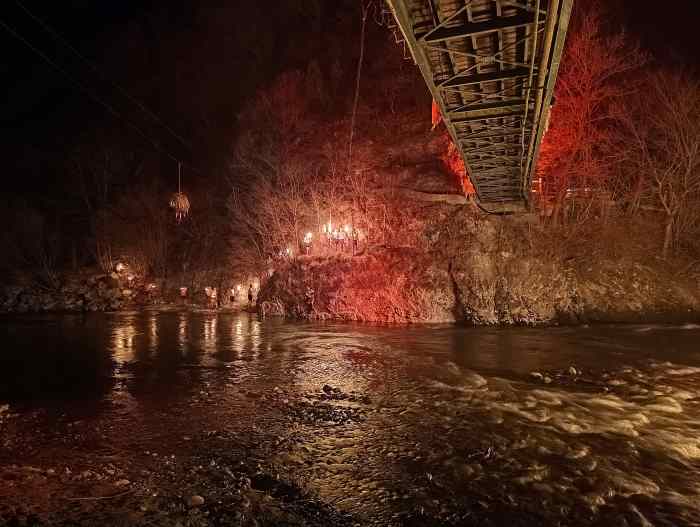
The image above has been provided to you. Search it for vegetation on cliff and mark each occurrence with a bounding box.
[2,3,699,323]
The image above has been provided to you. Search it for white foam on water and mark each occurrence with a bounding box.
[586,395,629,410]
[671,389,695,400]
[665,366,700,376]
[606,466,661,497]
[645,396,683,413]
[444,361,461,376]
[427,360,700,516]
[462,371,488,388]
[606,378,627,386]
[565,445,590,459]
[628,504,655,527]
[530,389,564,407]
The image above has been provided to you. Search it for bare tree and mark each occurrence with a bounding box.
[537,3,645,223]
[623,72,700,257]
[71,140,144,273]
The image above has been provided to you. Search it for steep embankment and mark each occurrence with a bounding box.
[258,123,700,326]
[258,249,455,323]
[258,212,700,325]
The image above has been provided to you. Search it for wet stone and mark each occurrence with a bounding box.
[187,494,204,507]
[285,400,366,425]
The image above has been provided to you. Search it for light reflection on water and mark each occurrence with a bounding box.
[148,313,157,352]
[111,316,136,363]
[177,312,187,355]
[203,315,217,353]
[2,313,700,524]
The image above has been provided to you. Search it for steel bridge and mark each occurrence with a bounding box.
[385,0,573,212]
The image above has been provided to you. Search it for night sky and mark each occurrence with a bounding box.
[1,0,698,196]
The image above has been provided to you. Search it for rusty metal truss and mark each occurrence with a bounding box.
[385,0,573,212]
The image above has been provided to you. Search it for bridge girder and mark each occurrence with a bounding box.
[384,0,574,212]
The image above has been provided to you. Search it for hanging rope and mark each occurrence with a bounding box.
[347,1,371,177]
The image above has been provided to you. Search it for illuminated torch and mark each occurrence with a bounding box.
[303,231,313,255]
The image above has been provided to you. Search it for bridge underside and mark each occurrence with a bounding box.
[385,0,573,212]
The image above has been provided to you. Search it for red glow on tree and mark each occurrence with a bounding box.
[536,3,644,212]
[432,100,474,195]
[441,133,475,196]
[431,99,442,130]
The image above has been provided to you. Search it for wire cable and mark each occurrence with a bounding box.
[14,0,192,151]
[0,17,202,176]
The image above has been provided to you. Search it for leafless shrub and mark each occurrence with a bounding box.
[537,2,645,226]
[622,72,700,257]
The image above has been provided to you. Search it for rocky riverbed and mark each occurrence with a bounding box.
[0,385,362,526]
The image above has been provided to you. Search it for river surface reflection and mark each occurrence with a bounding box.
[1,312,700,525]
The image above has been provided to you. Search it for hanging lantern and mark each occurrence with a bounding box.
[169,162,190,222]
[169,192,190,221]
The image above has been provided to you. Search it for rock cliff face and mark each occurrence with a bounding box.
[258,210,700,326]
[257,119,700,325]
[258,249,455,323]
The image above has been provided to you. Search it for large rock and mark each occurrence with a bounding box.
[258,250,456,323]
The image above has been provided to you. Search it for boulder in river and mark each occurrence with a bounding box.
[187,495,205,507]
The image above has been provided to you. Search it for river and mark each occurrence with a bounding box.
[1,312,700,526]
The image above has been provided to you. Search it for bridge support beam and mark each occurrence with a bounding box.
[384,0,574,213]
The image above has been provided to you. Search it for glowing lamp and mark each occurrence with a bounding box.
[344,225,350,233]
[170,162,190,222]
[115,263,125,272]
[169,192,190,222]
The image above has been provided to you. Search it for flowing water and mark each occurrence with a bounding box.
[1,312,700,526]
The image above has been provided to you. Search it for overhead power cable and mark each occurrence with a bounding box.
[14,0,192,151]
[0,18,203,177]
